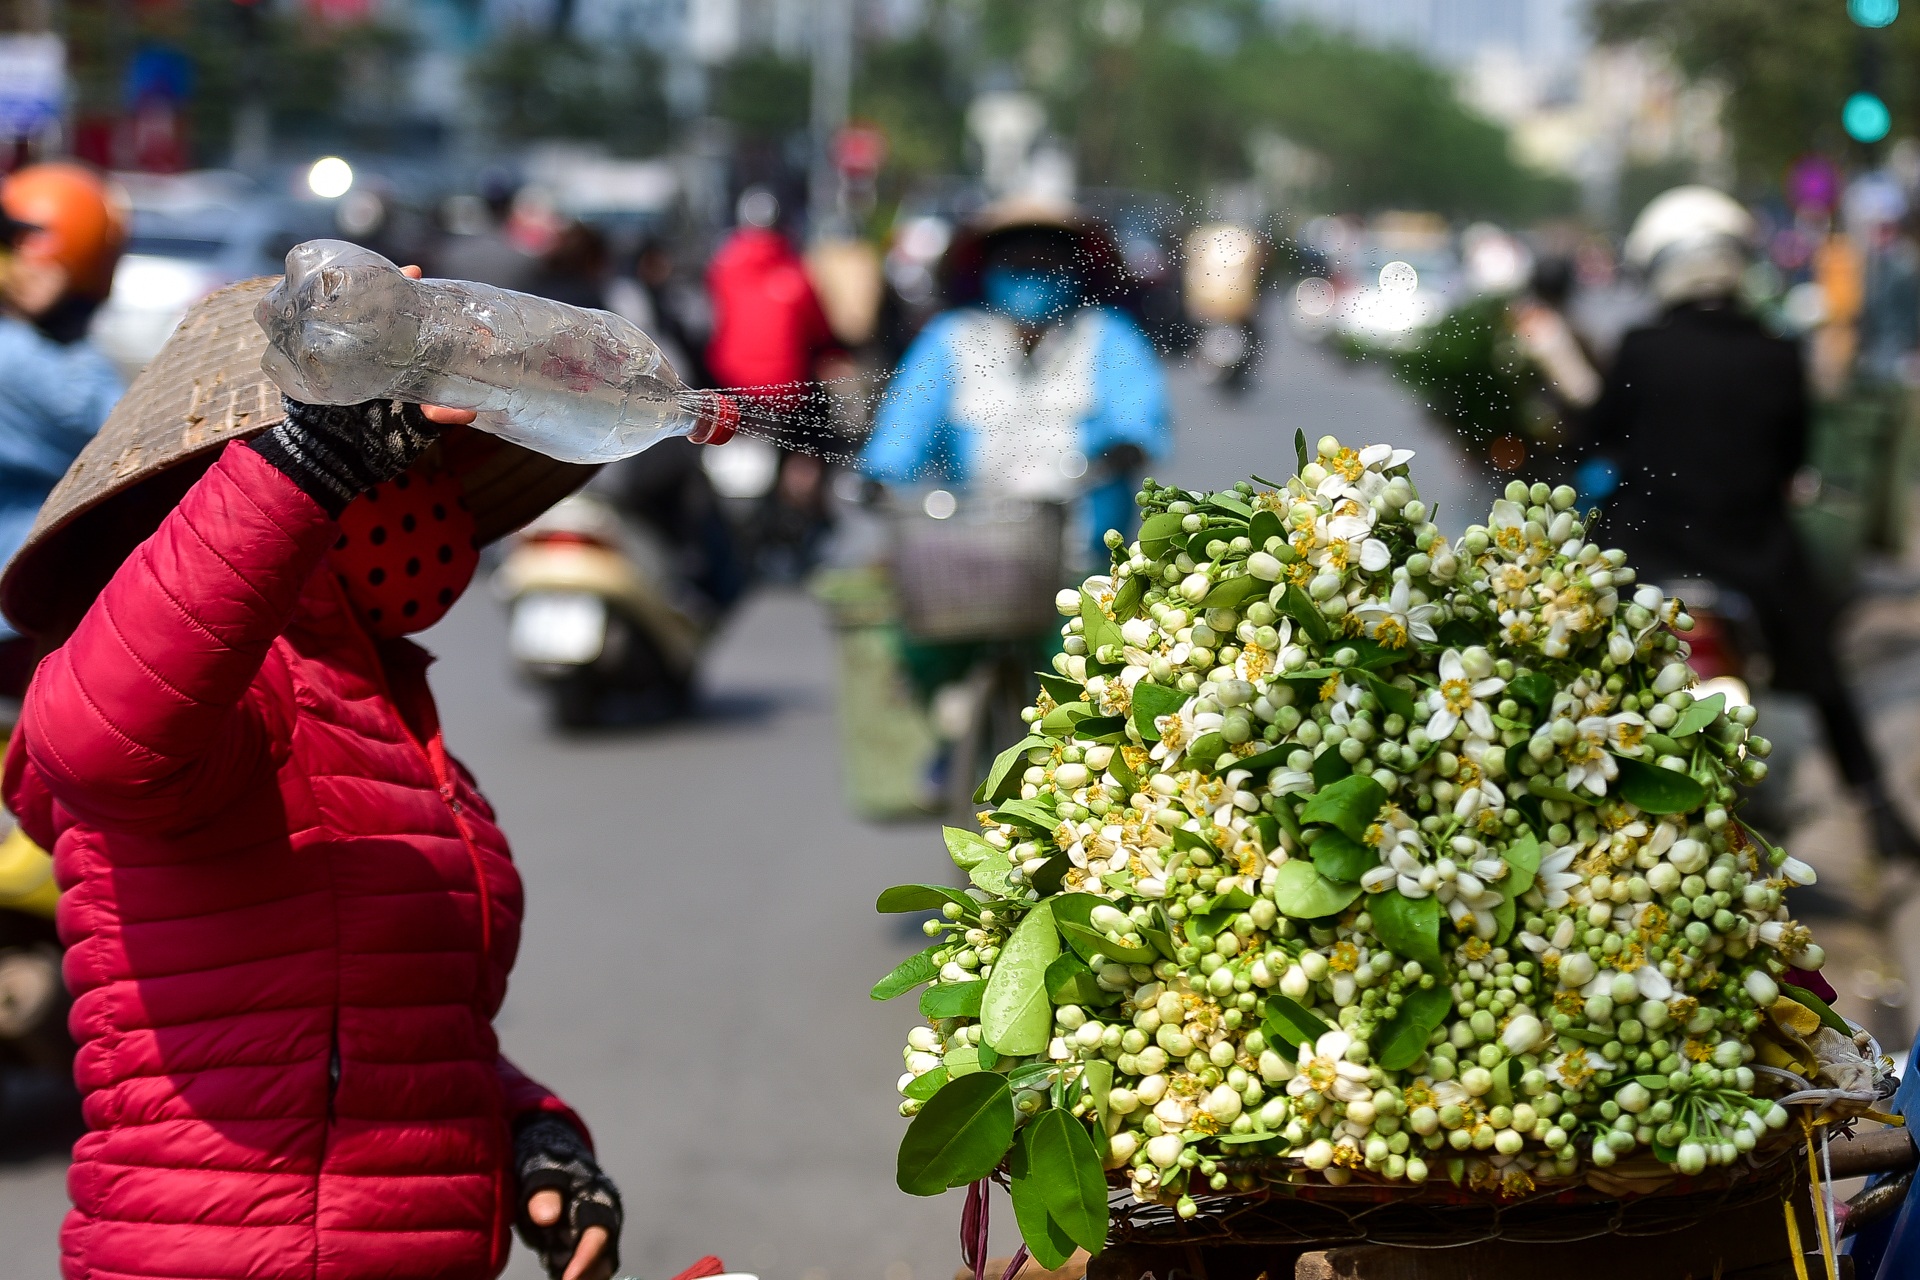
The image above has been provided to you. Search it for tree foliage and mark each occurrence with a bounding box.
[468,34,671,154]
[1593,0,1920,184]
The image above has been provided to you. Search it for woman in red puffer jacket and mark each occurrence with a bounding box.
[0,277,664,1280]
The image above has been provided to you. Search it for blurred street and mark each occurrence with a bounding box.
[0,326,1487,1280]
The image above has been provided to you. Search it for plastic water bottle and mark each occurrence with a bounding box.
[255,239,737,464]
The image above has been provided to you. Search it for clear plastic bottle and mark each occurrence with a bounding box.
[254,239,736,464]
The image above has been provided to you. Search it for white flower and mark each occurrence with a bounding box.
[1425,649,1505,741]
[1351,578,1440,650]
[1287,1030,1373,1104]
[1359,443,1416,470]
[1561,721,1620,796]
[1269,769,1314,796]
[1535,844,1583,909]
[1151,699,1221,763]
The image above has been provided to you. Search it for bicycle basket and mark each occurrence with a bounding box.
[889,495,1067,643]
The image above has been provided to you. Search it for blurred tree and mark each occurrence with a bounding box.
[712,52,810,145]
[59,0,414,164]
[1593,0,1919,183]
[468,34,670,154]
[842,0,1571,221]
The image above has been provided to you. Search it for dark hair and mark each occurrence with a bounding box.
[941,220,1130,308]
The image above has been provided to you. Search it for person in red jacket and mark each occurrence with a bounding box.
[0,273,702,1280]
[705,187,835,394]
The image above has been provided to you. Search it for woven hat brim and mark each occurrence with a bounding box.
[0,275,595,639]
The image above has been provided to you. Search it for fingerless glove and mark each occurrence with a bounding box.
[514,1115,623,1279]
[248,397,438,516]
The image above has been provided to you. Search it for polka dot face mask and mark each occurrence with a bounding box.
[329,462,479,638]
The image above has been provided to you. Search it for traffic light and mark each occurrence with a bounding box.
[1850,0,1898,27]
[1845,91,1893,142]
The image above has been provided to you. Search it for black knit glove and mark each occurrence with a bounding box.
[513,1115,623,1280]
[248,396,438,517]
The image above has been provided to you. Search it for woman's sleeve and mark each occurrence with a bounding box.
[860,319,957,483]
[499,1055,592,1144]
[18,442,339,831]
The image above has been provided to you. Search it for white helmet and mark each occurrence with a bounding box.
[1624,185,1754,305]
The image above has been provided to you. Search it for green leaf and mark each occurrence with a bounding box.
[1082,1059,1114,1131]
[1029,853,1073,897]
[944,827,998,870]
[992,798,1058,831]
[1375,984,1452,1071]
[1612,754,1707,815]
[921,980,987,1020]
[896,1072,1016,1195]
[1272,859,1363,919]
[1672,692,1726,739]
[877,883,975,914]
[1262,992,1332,1049]
[1207,493,1254,519]
[1141,912,1179,960]
[1111,573,1147,621]
[969,855,1019,897]
[945,1044,982,1075]
[1045,952,1106,1005]
[1508,671,1555,718]
[1215,1130,1282,1147]
[1299,773,1389,842]
[1041,701,1093,736]
[1060,921,1156,964]
[904,1067,948,1101]
[981,902,1060,1055]
[1138,511,1186,558]
[1250,508,1283,550]
[1080,589,1124,654]
[1007,1129,1080,1271]
[1232,745,1292,778]
[1106,745,1139,794]
[1008,1060,1062,1090]
[1037,672,1081,705]
[872,946,942,1000]
[1022,1109,1110,1254]
[1278,584,1332,647]
[1203,575,1264,610]
[1130,682,1185,741]
[1309,829,1377,883]
[1184,732,1225,768]
[1074,715,1128,741]
[1294,428,1309,471]
[976,735,1047,805]
[1184,909,1231,944]
[1311,747,1352,788]
[1360,671,1417,721]
[1501,829,1542,896]
[1370,891,1442,969]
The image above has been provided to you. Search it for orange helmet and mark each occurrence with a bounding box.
[1,163,128,301]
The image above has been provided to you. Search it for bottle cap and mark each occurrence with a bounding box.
[688,393,739,446]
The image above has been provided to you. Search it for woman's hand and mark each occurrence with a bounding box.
[398,265,479,427]
[513,1116,624,1280]
[526,1189,614,1280]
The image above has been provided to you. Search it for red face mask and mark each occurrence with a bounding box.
[330,462,479,638]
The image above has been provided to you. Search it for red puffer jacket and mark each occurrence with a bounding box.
[4,443,583,1280]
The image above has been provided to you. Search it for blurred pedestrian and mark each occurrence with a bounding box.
[1506,255,1601,466]
[705,188,844,578]
[529,220,612,311]
[0,162,126,700]
[0,269,655,1279]
[860,197,1171,571]
[1582,185,1920,864]
[436,170,539,292]
[606,238,706,386]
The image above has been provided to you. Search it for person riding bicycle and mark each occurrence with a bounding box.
[859,197,1171,574]
[857,199,1170,809]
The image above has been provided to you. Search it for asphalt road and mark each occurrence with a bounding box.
[0,323,1489,1280]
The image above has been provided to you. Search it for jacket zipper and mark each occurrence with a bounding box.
[426,733,494,958]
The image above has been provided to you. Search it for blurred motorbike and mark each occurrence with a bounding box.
[1183,222,1265,391]
[494,492,711,729]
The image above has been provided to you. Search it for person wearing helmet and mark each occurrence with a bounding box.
[0,273,663,1279]
[1582,186,1920,865]
[0,163,127,698]
[859,198,1172,570]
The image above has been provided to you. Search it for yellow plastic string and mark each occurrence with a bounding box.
[1863,1108,1907,1127]
[1782,1197,1809,1280]
[1801,1116,1839,1280]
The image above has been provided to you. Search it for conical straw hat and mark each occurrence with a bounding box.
[0,275,595,639]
